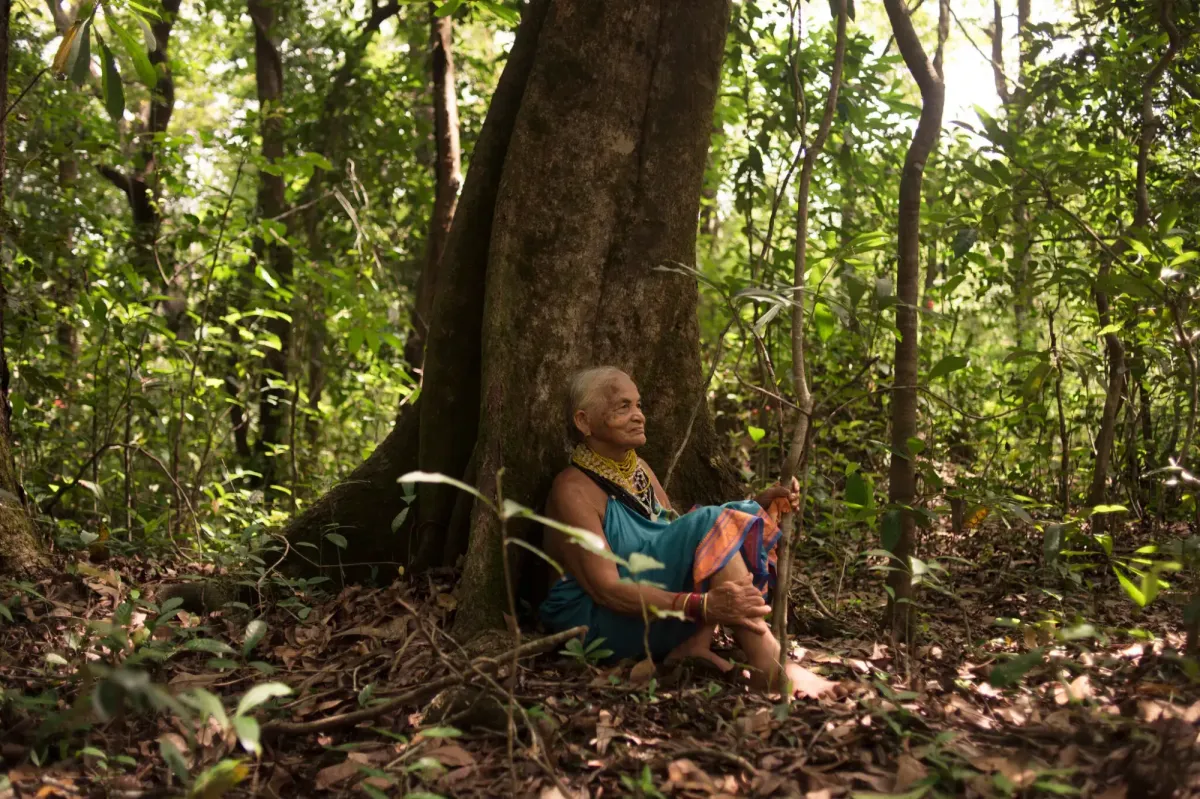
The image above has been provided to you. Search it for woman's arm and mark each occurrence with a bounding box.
[550,477,683,617]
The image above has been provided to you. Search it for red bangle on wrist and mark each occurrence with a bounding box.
[683,592,703,622]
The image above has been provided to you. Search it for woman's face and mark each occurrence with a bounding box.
[578,373,647,450]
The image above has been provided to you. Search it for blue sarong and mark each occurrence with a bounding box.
[539,497,782,662]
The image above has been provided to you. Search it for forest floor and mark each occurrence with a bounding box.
[2,520,1199,799]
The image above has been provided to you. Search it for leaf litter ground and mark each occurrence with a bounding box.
[2,520,1198,798]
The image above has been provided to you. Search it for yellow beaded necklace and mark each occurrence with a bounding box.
[571,444,656,518]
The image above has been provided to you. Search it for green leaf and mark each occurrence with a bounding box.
[1114,567,1146,607]
[1043,524,1063,564]
[185,638,235,656]
[988,648,1045,688]
[158,735,190,782]
[845,470,871,509]
[929,355,969,381]
[242,619,267,658]
[432,0,463,15]
[189,759,250,797]
[1168,251,1198,268]
[182,688,229,730]
[232,715,261,755]
[475,1,519,24]
[504,537,562,576]
[398,471,487,507]
[98,38,124,122]
[813,303,836,342]
[108,17,157,87]
[324,532,348,550]
[416,726,462,739]
[627,552,665,575]
[235,682,292,717]
[255,264,279,290]
[70,21,92,86]
[1090,504,1127,516]
[135,15,155,51]
[747,425,766,443]
[0,602,12,623]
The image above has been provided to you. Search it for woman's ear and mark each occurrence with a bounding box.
[573,408,591,439]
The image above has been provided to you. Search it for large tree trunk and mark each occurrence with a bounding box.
[285,0,742,639]
[0,0,49,576]
[248,0,293,493]
[452,0,738,638]
[405,4,462,369]
[882,0,945,640]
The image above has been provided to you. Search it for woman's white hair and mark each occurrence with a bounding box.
[565,366,628,443]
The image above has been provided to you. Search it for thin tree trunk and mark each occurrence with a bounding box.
[405,4,462,368]
[248,0,293,494]
[990,0,1034,346]
[53,155,79,358]
[1049,308,1069,512]
[0,0,49,576]
[773,0,848,679]
[1089,0,1180,511]
[882,0,946,640]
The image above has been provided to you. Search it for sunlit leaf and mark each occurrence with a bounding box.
[813,302,836,342]
[627,552,665,575]
[235,682,292,717]
[189,759,250,799]
[1114,566,1146,607]
[242,619,267,658]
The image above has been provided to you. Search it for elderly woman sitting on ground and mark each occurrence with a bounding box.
[539,367,834,698]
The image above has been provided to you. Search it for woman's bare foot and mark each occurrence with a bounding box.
[665,625,734,672]
[781,662,837,698]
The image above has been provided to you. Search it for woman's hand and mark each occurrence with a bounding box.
[755,477,801,512]
[704,573,771,634]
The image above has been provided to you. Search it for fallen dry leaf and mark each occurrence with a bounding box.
[424,744,477,768]
[894,754,928,791]
[592,710,615,755]
[630,657,656,685]
[315,759,361,791]
[737,708,773,736]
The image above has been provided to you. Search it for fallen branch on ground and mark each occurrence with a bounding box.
[261,625,587,738]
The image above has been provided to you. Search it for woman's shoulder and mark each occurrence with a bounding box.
[550,465,607,502]
[547,466,609,523]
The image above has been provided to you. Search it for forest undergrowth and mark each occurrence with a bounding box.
[2,512,1197,799]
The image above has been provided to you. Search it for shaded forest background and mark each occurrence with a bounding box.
[1,0,1200,793]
